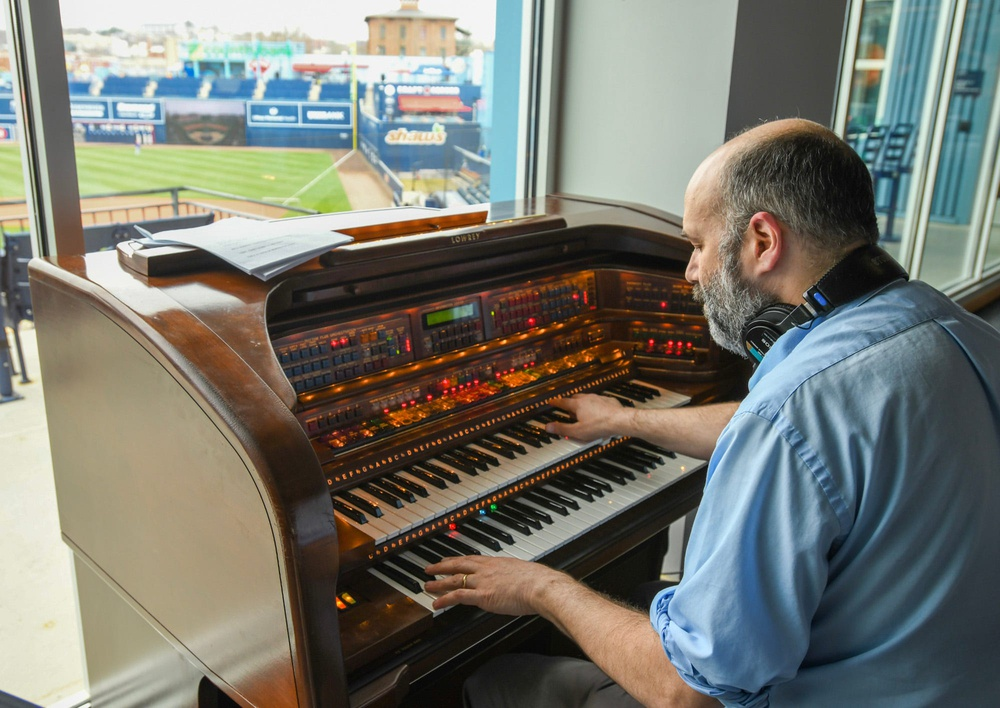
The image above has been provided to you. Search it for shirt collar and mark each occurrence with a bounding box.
[746,280,901,390]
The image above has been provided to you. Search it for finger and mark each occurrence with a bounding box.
[548,396,577,413]
[432,588,477,610]
[424,571,469,595]
[425,555,473,574]
[545,420,571,436]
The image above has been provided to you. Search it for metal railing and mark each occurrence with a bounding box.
[0,185,320,234]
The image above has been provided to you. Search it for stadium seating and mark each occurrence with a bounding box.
[262,78,312,100]
[153,76,204,98]
[68,79,94,96]
[317,82,352,101]
[100,76,151,97]
[210,77,258,99]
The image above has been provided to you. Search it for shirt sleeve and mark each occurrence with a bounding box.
[650,410,845,706]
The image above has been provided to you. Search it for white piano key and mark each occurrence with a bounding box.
[368,566,445,616]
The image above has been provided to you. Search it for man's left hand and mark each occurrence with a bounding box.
[425,555,572,615]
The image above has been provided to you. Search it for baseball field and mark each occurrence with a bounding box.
[0,143,354,215]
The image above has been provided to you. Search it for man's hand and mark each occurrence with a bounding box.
[425,555,718,708]
[425,555,572,615]
[545,393,633,442]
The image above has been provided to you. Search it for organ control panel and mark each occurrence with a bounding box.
[32,195,745,708]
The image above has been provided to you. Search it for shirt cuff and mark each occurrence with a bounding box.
[650,587,771,708]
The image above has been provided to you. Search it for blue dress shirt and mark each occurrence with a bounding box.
[651,279,1000,706]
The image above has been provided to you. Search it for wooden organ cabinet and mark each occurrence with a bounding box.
[29,196,743,707]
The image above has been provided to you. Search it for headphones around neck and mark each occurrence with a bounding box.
[741,244,909,363]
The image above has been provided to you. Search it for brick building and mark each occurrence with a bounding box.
[364,0,457,58]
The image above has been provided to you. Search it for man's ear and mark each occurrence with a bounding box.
[744,211,784,276]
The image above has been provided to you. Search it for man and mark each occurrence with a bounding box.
[425,119,1000,706]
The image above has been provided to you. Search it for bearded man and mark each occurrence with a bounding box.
[424,118,1000,707]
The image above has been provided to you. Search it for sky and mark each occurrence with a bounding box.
[58,0,497,45]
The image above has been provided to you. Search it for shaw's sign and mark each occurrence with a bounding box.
[385,122,447,146]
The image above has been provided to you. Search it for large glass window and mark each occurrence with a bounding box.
[53,0,498,253]
[1,1,506,704]
[921,0,1000,287]
[841,0,950,271]
[839,0,1000,290]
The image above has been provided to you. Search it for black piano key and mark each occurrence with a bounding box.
[372,478,417,503]
[507,499,553,525]
[523,490,571,516]
[605,449,651,474]
[514,421,556,442]
[455,525,503,552]
[536,408,575,423]
[628,381,662,399]
[579,460,628,485]
[362,483,405,509]
[588,456,636,481]
[459,445,501,468]
[531,487,580,511]
[500,426,542,448]
[498,504,543,530]
[387,472,429,498]
[409,544,443,564]
[436,534,482,557]
[332,498,368,524]
[600,392,635,408]
[549,477,595,502]
[405,465,449,489]
[384,555,434,582]
[615,444,660,467]
[484,433,527,455]
[620,443,664,466]
[341,491,383,518]
[628,438,677,459]
[459,519,514,546]
[566,469,612,494]
[437,452,479,476]
[561,473,604,498]
[473,436,517,459]
[423,537,467,558]
[610,381,653,402]
[556,470,599,497]
[488,511,533,536]
[449,447,491,471]
[413,461,462,484]
[375,562,422,594]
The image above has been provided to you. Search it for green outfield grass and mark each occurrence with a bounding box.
[0,143,352,214]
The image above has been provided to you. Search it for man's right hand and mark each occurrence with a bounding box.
[545,393,633,442]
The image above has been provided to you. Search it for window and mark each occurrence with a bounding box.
[2,4,512,700]
[837,0,1000,291]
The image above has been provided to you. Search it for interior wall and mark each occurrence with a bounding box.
[725,0,850,136]
[554,0,740,217]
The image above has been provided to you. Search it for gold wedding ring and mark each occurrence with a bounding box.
[462,574,468,589]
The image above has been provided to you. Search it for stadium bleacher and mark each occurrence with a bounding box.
[99,76,151,97]
[262,78,312,100]
[153,76,204,98]
[210,77,258,99]
[67,80,93,96]
[317,82,351,101]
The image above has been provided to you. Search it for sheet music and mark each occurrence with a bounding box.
[135,216,354,280]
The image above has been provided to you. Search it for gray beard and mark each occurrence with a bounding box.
[693,254,779,357]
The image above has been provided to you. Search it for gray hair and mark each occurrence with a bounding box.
[716,123,880,261]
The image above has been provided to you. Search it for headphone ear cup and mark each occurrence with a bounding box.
[742,304,796,362]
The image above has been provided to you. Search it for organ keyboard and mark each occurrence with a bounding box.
[31,196,744,707]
